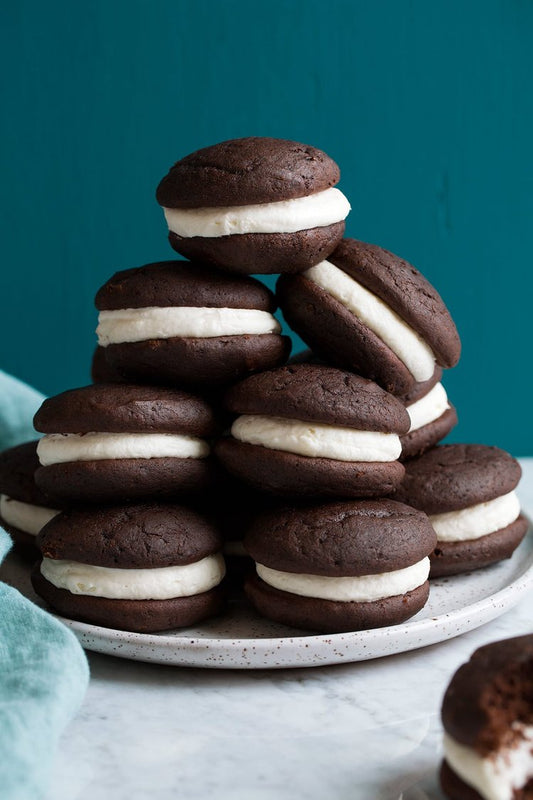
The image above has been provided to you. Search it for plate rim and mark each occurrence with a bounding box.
[55,526,533,664]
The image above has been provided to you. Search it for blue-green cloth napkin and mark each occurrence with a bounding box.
[0,371,90,800]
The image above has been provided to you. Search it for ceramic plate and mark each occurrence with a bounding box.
[3,525,533,670]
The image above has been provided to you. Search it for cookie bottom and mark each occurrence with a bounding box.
[0,516,39,560]
[32,566,226,633]
[400,406,458,461]
[277,272,417,395]
[35,457,215,504]
[430,516,528,578]
[103,334,291,389]
[168,222,345,275]
[244,573,429,633]
[215,438,405,498]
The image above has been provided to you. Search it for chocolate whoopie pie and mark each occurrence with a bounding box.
[32,504,226,632]
[244,499,436,633]
[440,635,533,800]
[395,444,527,577]
[156,137,350,274]
[397,367,458,460]
[95,260,291,388]
[277,238,461,395]
[0,441,60,558]
[215,364,410,497]
[33,384,218,503]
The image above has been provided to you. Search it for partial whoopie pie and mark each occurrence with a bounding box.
[156,137,351,274]
[0,441,60,558]
[397,367,458,460]
[33,384,218,503]
[440,634,533,800]
[244,499,436,633]
[215,364,410,497]
[32,504,226,632]
[95,260,291,388]
[395,444,527,577]
[277,238,461,395]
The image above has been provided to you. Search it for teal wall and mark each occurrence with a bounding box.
[1,1,532,454]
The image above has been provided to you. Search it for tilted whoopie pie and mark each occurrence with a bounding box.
[395,444,527,577]
[277,238,461,395]
[397,366,458,460]
[440,634,533,800]
[244,499,436,633]
[215,364,410,498]
[32,504,226,632]
[156,137,351,274]
[0,441,60,558]
[95,260,291,388]
[33,384,218,503]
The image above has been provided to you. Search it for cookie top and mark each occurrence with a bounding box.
[38,503,223,568]
[156,137,341,209]
[395,444,522,513]
[225,364,410,433]
[34,384,217,436]
[441,634,533,753]
[95,260,277,312]
[0,440,51,505]
[245,499,436,576]
[328,239,461,368]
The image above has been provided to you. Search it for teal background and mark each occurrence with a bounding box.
[1,1,531,453]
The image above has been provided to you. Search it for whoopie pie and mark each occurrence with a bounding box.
[156,137,350,274]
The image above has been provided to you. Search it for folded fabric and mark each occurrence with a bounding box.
[0,370,46,451]
[0,371,89,800]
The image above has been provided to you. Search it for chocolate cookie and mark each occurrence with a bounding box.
[91,346,127,384]
[0,441,60,558]
[95,260,291,388]
[397,367,458,459]
[32,503,226,632]
[244,499,436,632]
[215,364,410,498]
[156,138,350,274]
[277,238,461,395]
[33,384,218,503]
[395,444,527,577]
[440,635,533,800]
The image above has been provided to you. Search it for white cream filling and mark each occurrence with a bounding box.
[163,187,350,238]
[0,494,60,536]
[96,306,281,346]
[231,414,401,462]
[40,553,225,600]
[304,260,436,381]
[37,432,209,466]
[256,557,429,602]
[443,725,533,800]
[430,491,521,543]
[406,382,450,433]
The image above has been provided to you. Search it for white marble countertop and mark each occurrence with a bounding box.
[46,460,533,800]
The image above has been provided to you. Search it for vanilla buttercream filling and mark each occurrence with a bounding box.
[430,491,521,543]
[40,553,225,600]
[231,414,401,462]
[256,557,429,602]
[0,494,60,536]
[406,382,450,433]
[443,725,533,800]
[97,306,281,346]
[37,432,209,466]
[304,260,436,381]
[163,187,350,238]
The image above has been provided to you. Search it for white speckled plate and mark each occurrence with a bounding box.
[2,525,533,669]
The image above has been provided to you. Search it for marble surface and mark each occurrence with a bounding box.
[43,460,533,800]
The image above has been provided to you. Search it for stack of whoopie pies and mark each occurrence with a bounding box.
[2,136,525,636]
